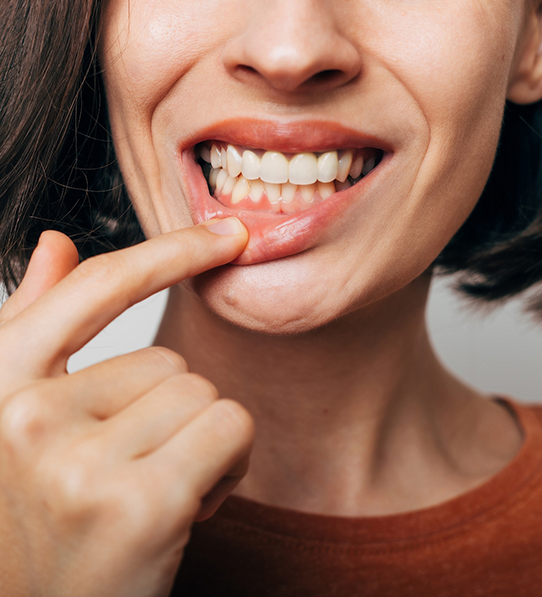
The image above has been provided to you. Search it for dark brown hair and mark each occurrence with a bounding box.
[1,0,542,310]
[435,100,542,311]
[0,0,143,293]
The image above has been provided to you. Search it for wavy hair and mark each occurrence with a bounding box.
[0,0,143,293]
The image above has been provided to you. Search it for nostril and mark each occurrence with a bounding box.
[311,70,344,85]
[233,65,355,92]
[237,65,258,77]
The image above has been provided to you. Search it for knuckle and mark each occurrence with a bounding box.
[180,373,219,401]
[211,399,255,444]
[100,478,166,543]
[146,346,188,374]
[117,489,158,535]
[74,253,122,290]
[45,443,106,521]
[0,388,52,450]
[48,460,94,515]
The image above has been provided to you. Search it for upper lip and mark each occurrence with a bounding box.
[179,118,394,155]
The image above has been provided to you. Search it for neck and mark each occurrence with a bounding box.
[154,275,522,517]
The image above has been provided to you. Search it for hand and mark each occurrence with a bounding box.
[0,219,254,597]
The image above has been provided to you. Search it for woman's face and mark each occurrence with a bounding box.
[100,0,538,333]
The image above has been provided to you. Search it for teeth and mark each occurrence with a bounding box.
[204,144,380,208]
[317,151,339,183]
[223,174,236,196]
[349,155,364,180]
[300,183,317,204]
[199,145,211,163]
[362,156,376,176]
[318,181,335,200]
[216,168,228,193]
[227,145,243,178]
[211,145,222,169]
[241,150,261,180]
[281,182,297,204]
[337,151,353,183]
[264,182,281,204]
[209,168,219,190]
[260,152,289,184]
[250,179,265,202]
[336,179,352,192]
[231,175,251,204]
[289,153,318,185]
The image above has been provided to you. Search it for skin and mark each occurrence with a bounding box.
[101,0,536,333]
[100,0,542,513]
[1,0,542,596]
[0,222,254,597]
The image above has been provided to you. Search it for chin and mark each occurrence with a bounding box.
[187,249,417,336]
[189,259,353,336]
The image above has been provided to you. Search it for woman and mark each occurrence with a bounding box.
[1,0,542,595]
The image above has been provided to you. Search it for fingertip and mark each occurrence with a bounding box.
[202,217,248,238]
[19,232,79,304]
[190,218,248,268]
[35,231,79,268]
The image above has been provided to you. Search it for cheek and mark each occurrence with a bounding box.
[100,0,222,116]
[368,1,521,130]
[363,1,522,237]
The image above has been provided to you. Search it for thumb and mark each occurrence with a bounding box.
[0,230,80,322]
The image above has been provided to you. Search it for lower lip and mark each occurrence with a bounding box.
[181,150,381,265]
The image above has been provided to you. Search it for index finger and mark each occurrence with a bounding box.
[2,219,247,376]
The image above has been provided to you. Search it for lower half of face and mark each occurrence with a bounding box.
[100,0,527,334]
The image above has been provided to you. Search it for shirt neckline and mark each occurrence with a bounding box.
[216,399,542,545]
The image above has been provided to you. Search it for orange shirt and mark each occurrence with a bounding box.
[173,400,542,596]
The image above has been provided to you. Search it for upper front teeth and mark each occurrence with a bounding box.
[202,144,364,186]
[260,151,290,184]
[288,153,318,185]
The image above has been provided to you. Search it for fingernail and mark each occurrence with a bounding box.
[204,217,245,236]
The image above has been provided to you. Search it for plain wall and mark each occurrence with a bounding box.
[67,277,542,404]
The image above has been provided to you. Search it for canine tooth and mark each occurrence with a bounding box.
[281,182,297,204]
[209,167,219,190]
[231,176,251,204]
[289,153,318,185]
[242,150,261,180]
[337,151,353,183]
[264,182,281,204]
[221,148,228,170]
[362,156,376,176]
[349,155,364,179]
[317,151,339,183]
[199,145,211,163]
[211,145,222,169]
[335,179,351,192]
[260,152,289,184]
[227,145,243,178]
[223,174,237,196]
[216,169,228,193]
[250,179,264,202]
[300,183,317,204]
[318,181,335,200]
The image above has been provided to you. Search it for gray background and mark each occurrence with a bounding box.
[67,277,542,404]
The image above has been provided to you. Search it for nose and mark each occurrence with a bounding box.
[222,0,362,93]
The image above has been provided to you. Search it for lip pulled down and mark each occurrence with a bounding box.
[183,150,372,265]
[179,120,390,265]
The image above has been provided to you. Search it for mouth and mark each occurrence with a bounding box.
[196,142,383,214]
[179,120,390,265]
